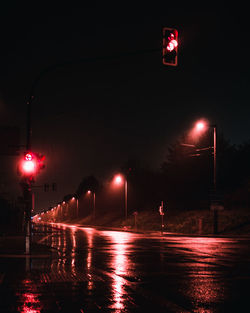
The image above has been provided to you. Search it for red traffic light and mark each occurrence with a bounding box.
[166,34,178,51]
[25,153,33,161]
[163,27,178,66]
[19,152,45,177]
[21,152,37,175]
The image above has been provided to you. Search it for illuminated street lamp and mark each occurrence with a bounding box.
[70,197,78,219]
[114,174,128,220]
[194,120,217,191]
[87,190,96,220]
[194,119,218,234]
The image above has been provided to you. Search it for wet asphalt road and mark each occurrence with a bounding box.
[1,223,250,312]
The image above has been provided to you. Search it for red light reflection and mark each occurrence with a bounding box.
[85,228,94,291]
[167,237,229,311]
[17,279,41,313]
[103,231,133,310]
[114,174,123,185]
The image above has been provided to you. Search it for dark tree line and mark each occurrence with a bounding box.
[64,134,250,219]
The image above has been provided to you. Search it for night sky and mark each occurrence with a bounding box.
[0,2,249,210]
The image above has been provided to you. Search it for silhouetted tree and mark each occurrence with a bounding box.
[75,175,99,198]
[161,132,250,210]
[63,194,75,202]
[119,158,160,213]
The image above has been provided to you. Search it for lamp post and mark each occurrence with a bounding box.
[194,120,218,234]
[76,198,79,219]
[213,125,217,191]
[71,197,79,219]
[195,121,217,189]
[114,174,128,221]
[87,190,96,220]
[212,124,218,234]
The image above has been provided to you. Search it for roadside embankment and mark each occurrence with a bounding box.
[60,207,250,236]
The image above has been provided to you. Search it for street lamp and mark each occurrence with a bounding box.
[194,120,218,234]
[114,174,128,221]
[194,120,217,191]
[71,197,79,219]
[87,190,96,220]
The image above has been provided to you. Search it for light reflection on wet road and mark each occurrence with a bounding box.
[1,223,250,312]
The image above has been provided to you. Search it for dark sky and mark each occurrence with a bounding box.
[0,2,249,210]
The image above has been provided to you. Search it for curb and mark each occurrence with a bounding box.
[41,222,250,239]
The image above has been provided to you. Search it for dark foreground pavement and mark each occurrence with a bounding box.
[1,223,250,312]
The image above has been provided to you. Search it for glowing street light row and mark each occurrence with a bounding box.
[35,119,217,228]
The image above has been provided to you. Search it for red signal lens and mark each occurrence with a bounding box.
[163,27,178,66]
[22,159,36,173]
[25,153,33,161]
[21,152,37,175]
[167,38,178,51]
[19,151,45,177]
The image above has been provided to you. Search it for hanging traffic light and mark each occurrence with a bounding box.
[163,27,178,66]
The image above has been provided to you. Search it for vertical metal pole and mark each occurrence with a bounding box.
[213,125,218,235]
[32,192,35,215]
[213,126,217,191]
[125,179,128,220]
[161,215,164,235]
[76,199,79,219]
[25,187,32,254]
[161,201,164,235]
[93,192,96,220]
[26,94,35,151]
[25,97,33,255]
[66,203,68,219]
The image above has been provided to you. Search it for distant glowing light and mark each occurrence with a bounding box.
[22,160,36,173]
[167,33,178,51]
[21,152,37,175]
[167,39,178,51]
[196,122,205,131]
[114,175,123,185]
[87,190,91,194]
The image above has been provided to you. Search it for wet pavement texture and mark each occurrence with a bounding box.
[1,223,250,312]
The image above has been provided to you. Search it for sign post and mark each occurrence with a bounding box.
[159,201,165,235]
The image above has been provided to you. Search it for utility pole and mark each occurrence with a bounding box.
[213,125,218,235]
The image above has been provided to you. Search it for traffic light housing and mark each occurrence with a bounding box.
[19,151,45,179]
[163,27,178,66]
[21,152,37,176]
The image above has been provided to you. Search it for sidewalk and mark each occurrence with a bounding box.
[0,235,53,257]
